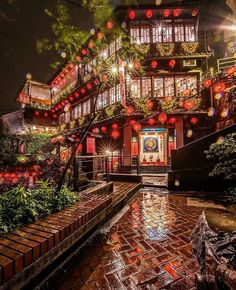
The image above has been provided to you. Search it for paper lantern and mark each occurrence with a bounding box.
[158,113,167,124]
[74,91,80,98]
[94,79,100,85]
[106,21,113,29]
[44,112,49,117]
[53,114,57,119]
[112,123,119,130]
[169,59,176,68]
[192,8,198,16]
[86,83,92,90]
[81,88,86,94]
[128,10,136,20]
[129,119,136,126]
[226,66,236,75]
[146,9,153,18]
[65,100,69,104]
[88,41,94,49]
[51,109,55,113]
[126,106,134,115]
[184,100,194,110]
[183,89,191,97]
[173,8,181,17]
[213,82,225,93]
[34,111,40,116]
[186,129,193,137]
[97,32,103,40]
[163,9,171,17]
[111,130,120,139]
[190,117,198,125]
[81,49,87,56]
[208,107,214,117]
[92,127,99,134]
[101,126,107,133]
[151,60,158,69]
[133,123,141,131]
[76,55,81,62]
[169,117,176,125]
[69,96,74,102]
[146,100,154,109]
[203,79,212,88]
[148,118,155,125]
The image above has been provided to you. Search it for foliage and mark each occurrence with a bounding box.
[26,134,51,154]
[0,181,79,234]
[160,98,178,113]
[0,135,18,163]
[105,104,117,117]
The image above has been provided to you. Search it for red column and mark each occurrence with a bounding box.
[175,117,184,149]
[123,125,132,166]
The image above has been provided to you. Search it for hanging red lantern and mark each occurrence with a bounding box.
[158,113,167,124]
[34,111,40,116]
[69,96,74,102]
[53,114,58,119]
[81,88,86,94]
[97,32,103,40]
[92,127,99,134]
[148,118,155,126]
[86,83,92,90]
[133,123,141,132]
[81,49,87,56]
[74,91,80,98]
[192,8,198,16]
[163,9,171,17]
[128,10,136,20]
[129,119,136,126]
[146,9,153,19]
[146,100,154,109]
[190,117,198,125]
[44,112,49,117]
[58,104,62,109]
[169,117,176,125]
[226,66,236,75]
[126,106,134,115]
[213,82,225,93]
[51,109,55,113]
[184,100,194,110]
[88,41,94,49]
[112,123,119,130]
[169,59,176,69]
[101,126,107,133]
[173,8,181,17]
[203,79,212,88]
[76,55,81,62]
[106,21,113,29]
[111,130,120,139]
[151,60,158,69]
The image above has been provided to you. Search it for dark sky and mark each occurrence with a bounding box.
[0,0,91,116]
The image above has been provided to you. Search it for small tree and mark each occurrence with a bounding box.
[205,133,236,198]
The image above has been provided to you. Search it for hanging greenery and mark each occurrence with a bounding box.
[160,98,178,113]
[156,43,175,56]
[132,97,151,116]
[181,42,199,55]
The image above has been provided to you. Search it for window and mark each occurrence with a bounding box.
[185,24,196,41]
[110,84,122,104]
[154,78,164,98]
[65,112,70,123]
[152,27,162,43]
[163,25,173,42]
[82,100,90,116]
[140,26,151,43]
[142,77,152,97]
[97,91,108,109]
[59,113,65,125]
[130,26,140,44]
[131,79,141,98]
[73,104,82,119]
[175,75,197,97]
[174,24,185,42]
[164,77,175,97]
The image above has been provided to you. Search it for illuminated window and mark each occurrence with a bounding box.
[73,104,82,119]
[154,78,164,98]
[110,84,122,104]
[82,100,90,116]
[130,26,140,44]
[140,26,151,43]
[185,24,196,41]
[164,77,175,97]
[142,77,152,97]
[174,24,185,42]
[59,113,65,125]
[97,91,108,109]
[152,27,162,43]
[163,25,173,42]
[175,75,197,97]
[131,79,141,98]
[65,111,70,123]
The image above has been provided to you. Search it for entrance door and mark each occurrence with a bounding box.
[139,128,168,166]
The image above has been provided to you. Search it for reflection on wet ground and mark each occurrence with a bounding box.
[49,188,235,290]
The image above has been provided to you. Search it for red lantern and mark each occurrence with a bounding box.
[58,104,62,109]
[51,109,55,113]
[97,32,103,40]
[65,100,69,104]
[169,59,176,69]
[74,91,80,98]
[128,10,136,20]
[94,79,100,85]
[129,119,136,126]
[173,8,181,17]
[69,96,74,102]
[213,82,225,93]
[101,126,107,133]
[163,9,171,17]
[146,100,154,109]
[76,55,81,62]
[184,100,194,110]
[151,60,158,69]
[148,118,155,126]
[34,111,40,116]
[126,106,134,115]
[92,128,99,134]
[81,49,87,56]
[86,83,92,90]
[133,123,141,131]
[44,112,49,117]
[81,88,86,94]
[111,130,120,139]
[226,66,236,75]
[112,123,119,130]
[190,117,198,125]
[88,41,94,49]
[106,21,113,29]
[192,8,198,16]
[158,113,167,124]
[146,9,153,19]
[169,117,176,125]
[203,79,212,88]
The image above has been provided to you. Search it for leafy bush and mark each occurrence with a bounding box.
[205,133,236,201]
[0,181,79,234]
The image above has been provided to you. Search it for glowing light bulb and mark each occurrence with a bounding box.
[111,66,118,73]
[174,180,180,187]
[61,52,67,58]
[128,63,133,69]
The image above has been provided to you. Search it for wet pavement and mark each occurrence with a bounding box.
[50,188,205,290]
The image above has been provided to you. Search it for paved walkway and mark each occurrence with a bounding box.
[51,188,204,290]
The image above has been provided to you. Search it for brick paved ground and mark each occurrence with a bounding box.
[51,188,204,290]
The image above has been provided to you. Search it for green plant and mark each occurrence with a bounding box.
[26,134,51,154]
[160,98,178,113]
[133,97,150,116]
[0,181,79,234]
[105,104,117,117]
